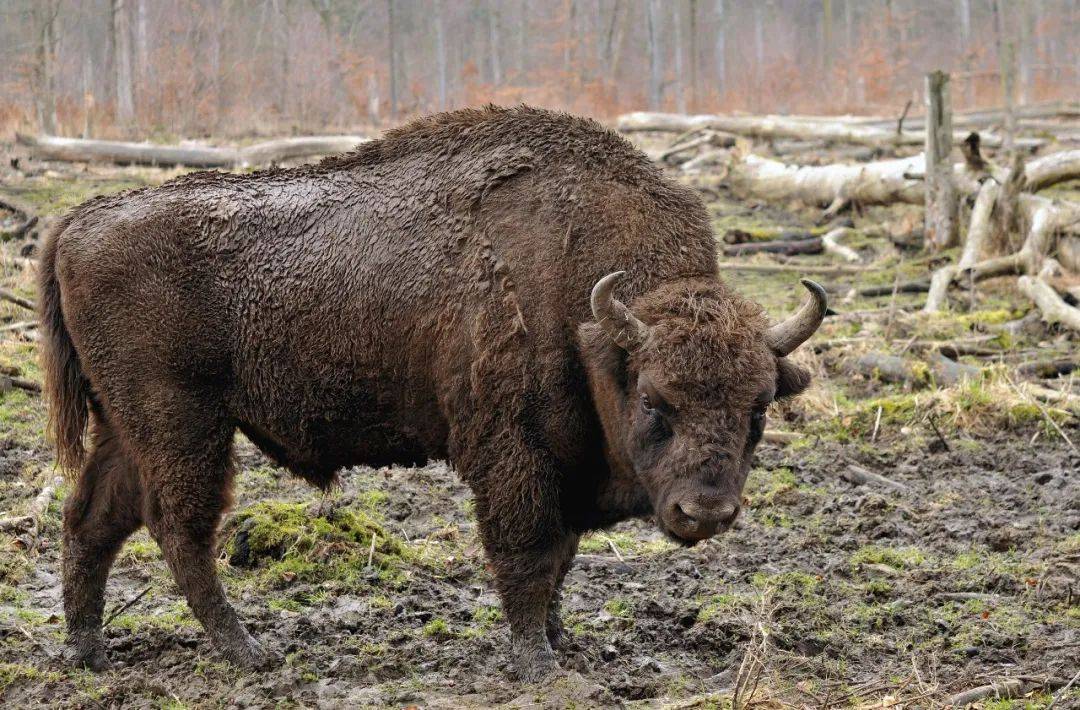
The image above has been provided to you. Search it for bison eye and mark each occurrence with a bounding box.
[641,393,654,413]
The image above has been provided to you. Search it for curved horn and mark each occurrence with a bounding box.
[765,279,828,356]
[590,271,650,351]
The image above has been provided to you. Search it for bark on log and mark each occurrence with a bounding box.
[15,133,369,168]
[722,237,822,257]
[0,289,36,311]
[924,71,959,251]
[615,111,1043,149]
[1018,275,1080,332]
[848,352,980,387]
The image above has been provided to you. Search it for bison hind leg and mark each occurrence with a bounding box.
[62,418,143,671]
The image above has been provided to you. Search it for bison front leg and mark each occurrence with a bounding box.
[486,533,577,683]
[545,536,579,650]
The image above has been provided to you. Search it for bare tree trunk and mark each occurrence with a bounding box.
[487,0,502,86]
[435,0,448,110]
[33,1,60,135]
[993,0,1018,155]
[673,1,686,114]
[387,0,398,119]
[713,0,725,100]
[688,0,698,112]
[113,0,135,127]
[925,71,959,251]
[647,0,663,110]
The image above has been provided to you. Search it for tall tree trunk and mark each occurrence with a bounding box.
[33,0,60,135]
[435,0,448,110]
[386,0,398,119]
[713,0,725,101]
[993,0,1018,155]
[113,0,135,127]
[487,1,502,86]
[647,0,663,110]
[673,1,686,114]
[688,0,698,112]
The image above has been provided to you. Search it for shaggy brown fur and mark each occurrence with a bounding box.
[39,105,816,680]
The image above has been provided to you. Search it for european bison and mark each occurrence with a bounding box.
[40,106,825,680]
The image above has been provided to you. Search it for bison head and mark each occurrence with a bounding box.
[580,272,825,545]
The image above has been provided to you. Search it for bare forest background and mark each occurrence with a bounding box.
[2,0,1080,141]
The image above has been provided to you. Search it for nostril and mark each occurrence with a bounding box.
[673,502,697,525]
[718,503,740,525]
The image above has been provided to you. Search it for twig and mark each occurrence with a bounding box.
[871,406,883,442]
[0,288,35,311]
[1048,668,1080,709]
[897,99,914,135]
[926,412,951,452]
[367,533,378,568]
[103,585,154,627]
[601,533,625,562]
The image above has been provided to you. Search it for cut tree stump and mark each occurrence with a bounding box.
[924,71,959,251]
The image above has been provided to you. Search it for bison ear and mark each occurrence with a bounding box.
[776,357,812,400]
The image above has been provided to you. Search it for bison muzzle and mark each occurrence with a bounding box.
[38,106,825,681]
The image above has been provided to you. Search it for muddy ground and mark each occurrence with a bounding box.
[1,139,1079,708]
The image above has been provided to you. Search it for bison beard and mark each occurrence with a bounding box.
[38,106,825,681]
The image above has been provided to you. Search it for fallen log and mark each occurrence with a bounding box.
[1017,358,1078,379]
[841,463,911,492]
[616,111,1043,149]
[722,236,822,257]
[0,476,62,550]
[859,279,931,298]
[15,133,369,169]
[0,289,36,311]
[848,352,981,387]
[1,375,42,393]
[1024,148,1080,192]
[821,227,861,263]
[0,193,39,242]
[957,180,1000,270]
[1018,275,1080,332]
[714,261,870,275]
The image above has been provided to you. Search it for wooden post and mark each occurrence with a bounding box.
[924,70,959,251]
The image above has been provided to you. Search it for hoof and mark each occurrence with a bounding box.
[67,642,111,672]
[219,637,283,671]
[511,635,560,683]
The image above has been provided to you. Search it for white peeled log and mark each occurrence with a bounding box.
[1018,275,1080,332]
[15,133,369,168]
[957,180,1000,270]
[708,152,925,208]
[1024,149,1080,192]
[615,111,1043,149]
[821,227,861,263]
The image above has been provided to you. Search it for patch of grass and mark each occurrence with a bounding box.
[422,617,455,638]
[603,598,633,618]
[225,499,408,591]
[851,545,926,570]
[0,663,61,694]
[695,593,747,624]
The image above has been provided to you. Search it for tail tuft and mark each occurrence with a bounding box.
[38,219,89,475]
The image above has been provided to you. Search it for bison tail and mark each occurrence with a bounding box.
[38,218,89,475]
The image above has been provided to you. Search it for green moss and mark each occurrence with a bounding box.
[422,617,455,638]
[851,545,926,570]
[696,593,747,624]
[603,598,633,618]
[226,499,407,590]
[0,663,61,693]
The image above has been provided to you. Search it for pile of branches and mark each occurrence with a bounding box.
[618,106,1080,334]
